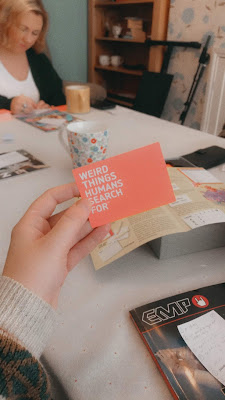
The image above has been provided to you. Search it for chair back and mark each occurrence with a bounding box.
[133,71,173,118]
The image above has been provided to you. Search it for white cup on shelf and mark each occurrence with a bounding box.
[111,55,124,67]
[99,54,110,66]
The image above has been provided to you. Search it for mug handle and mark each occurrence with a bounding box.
[58,123,70,154]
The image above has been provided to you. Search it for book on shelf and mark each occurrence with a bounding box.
[129,30,146,41]
[129,283,225,400]
[91,167,225,269]
[126,18,143,30]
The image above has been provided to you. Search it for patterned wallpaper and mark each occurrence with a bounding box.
[162,0,225,130]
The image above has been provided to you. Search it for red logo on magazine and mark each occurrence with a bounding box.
[192,295,209,308]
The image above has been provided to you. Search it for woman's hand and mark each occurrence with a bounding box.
[3,183,110,308]
[36,100,50,109]
[10,95,37,114]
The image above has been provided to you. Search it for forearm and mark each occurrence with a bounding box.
[0,275,56,399]
[0,95,12,110]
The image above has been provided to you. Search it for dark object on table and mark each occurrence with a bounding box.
[182,146,225,169]
[91,98,116,110]
[165,157,196,167]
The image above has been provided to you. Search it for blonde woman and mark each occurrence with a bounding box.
[0,0,65,114]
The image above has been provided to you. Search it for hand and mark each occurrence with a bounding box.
[194,296,207,306]
[36,100,50,109]
[10,95,37,114]
[3,183,110,308]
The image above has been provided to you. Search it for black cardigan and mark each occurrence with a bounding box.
[0,48,66,110]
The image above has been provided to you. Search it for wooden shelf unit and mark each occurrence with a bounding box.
[88,0,170,104]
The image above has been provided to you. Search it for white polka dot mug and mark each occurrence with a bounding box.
[58,120,109,169]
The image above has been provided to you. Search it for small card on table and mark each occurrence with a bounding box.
[73,142,175,228]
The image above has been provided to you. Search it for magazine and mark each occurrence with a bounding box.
[0,149,48,180]
[130,283,225,400]
[91,167,225,269]
[16,109,81,132]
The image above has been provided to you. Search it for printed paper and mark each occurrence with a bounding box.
[91,167,225,269]
[16,109,81,132]
[183,208,225,229]
[0,151,28,169]
[73,143,175,227]
[180,168,221,183]
[0,149,48,180]
[169,194,192,207]
[178,311,225,386]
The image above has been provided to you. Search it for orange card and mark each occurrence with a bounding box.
[73,143,175,228]
[51,105,67,111]
[0,109,13,122]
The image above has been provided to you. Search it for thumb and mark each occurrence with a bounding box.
[46,198,92,250]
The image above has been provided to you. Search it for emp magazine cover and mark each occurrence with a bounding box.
[130,283,225,400]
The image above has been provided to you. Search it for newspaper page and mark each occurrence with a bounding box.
[91,168,225,270]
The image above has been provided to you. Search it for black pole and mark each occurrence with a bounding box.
[179,36,211,125]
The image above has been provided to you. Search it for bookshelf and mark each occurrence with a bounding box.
[88,0,170,107]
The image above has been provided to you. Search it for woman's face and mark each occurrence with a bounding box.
[7,11,43,53]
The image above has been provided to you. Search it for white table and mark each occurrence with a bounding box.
[1,107,225,400]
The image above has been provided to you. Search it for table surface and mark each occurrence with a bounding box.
[1,106,225,400]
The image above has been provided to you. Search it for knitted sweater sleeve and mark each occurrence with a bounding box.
[0,276,57,399]
[27,49,66,107]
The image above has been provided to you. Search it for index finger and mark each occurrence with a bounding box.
[23,183,80,221]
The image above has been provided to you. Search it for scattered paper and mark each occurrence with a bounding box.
[180,168,221,183]
[183,208,225,228]
[169,194,192,207]
[172,183,179,191]
[178,311,225,386]
[39,117,66,127]
[98,241,122,262]
[91,168,225,269]
[0,151,28,169]
[16,109,80,132]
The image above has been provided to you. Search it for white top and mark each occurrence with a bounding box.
[0,60,40,102]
